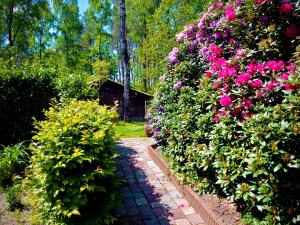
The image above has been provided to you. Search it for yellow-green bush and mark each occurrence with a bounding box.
[27,99,119,225]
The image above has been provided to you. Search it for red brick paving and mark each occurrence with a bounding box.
[116,138,207,225]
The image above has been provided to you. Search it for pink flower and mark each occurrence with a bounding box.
[284,25,299,38]
[205,71,212,78]
[284,83,297,90]
[251,79,263,88]
[279,73,289,80]
[265,81,280,91]
[255,90,266,99]
[213,82,219,89]
[279,3,292,14]
[173,81,182,89]
[225,6,236,21]
[218,110,227,116]
[218,67,236,79]
[220,95,232,107]
[242,111,253,119]
[231,107,240,117]
[242,99,253,110]
[256,0,271,4]
[246,63,257,73]
[214,115,221,123]
[266,60,285,72]
[236,73,252,86]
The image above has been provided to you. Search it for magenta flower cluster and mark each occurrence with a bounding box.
[164,0,299,123]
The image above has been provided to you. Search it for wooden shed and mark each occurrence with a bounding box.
[98,79,153,121]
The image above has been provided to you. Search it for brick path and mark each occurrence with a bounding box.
[116,138,206,225]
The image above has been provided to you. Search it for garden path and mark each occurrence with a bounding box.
[116,138,206,225]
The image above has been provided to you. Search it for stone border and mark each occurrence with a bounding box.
[148,144,225,225]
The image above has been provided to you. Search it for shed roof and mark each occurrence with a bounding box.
[101,79,153,99]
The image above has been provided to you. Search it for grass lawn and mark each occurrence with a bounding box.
[115,121,146,138]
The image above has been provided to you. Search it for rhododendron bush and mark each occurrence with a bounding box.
[149,0,300,224]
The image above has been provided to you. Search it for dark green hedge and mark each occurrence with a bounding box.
[0,70,56,146]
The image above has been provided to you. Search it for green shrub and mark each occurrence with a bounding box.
[149,0,300,224]
[54,70,97,100]
[5,177,24,211]
[27,99,119,225]
[0,62,56,145]
[0,143,30,186]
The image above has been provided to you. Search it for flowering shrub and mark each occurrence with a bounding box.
[27,99,119,225]
[150,1,300,224]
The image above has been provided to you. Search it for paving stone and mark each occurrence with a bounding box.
[181,207,196,216]
[150,201,161,209]
[174,218,191,225]
[126,207,140,216]
[169,190,182,199]
[153,207,168,217]
[158,216,173,225]
[138,204,154,217]
[129,216,144,225]
[174,199,189,208]
[133,193,145,199]
[163,200,178,210]
[144,216,160,225]
[135,197,148,206]
[116,139,208,225]
[121,191,133,199]
[160,194,172,202]
[124,197,136,208]
[186,214,205,225]
[169,209,185,220]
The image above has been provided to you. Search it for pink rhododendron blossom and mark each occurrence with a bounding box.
[189,41,197,52]
[279,3,292,14]
[251,79,263,88]
[222,83,231,93]
[246,63,257,73]
[225,6,236,21]
[287,63,297,73]
[255,90,266,99]
[208,44,223,57]
[266,60,285,72]
[213,82,219,89]
[218,67,236,79]
[231,107,240,117]
[242,111,253,119]
[167,47,179,64]
[173,81,183,89]
[256,0,271,4]
[205,71,212,78]
[284,83,295,90]
[242,99,253,110]
[236,73,252,86]
[214,115,221,123]
[265,81,280,91]
[220,95,232,107]
[279,73,289,80]
[284,25,299,38]
[218,110,227,116]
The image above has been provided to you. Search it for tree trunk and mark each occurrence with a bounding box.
[8,0,14,47]
[119,0,130,121]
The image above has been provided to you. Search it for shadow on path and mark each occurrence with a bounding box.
[115,140,180,225]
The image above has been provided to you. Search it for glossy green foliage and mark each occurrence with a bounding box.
[0,143,30,186]
[27,99,120,225]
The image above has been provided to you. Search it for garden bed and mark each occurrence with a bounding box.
[148,144,242,225]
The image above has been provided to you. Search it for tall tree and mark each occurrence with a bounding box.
[119,0,130,121]
[53,0,83,68]
[0,0,49,56]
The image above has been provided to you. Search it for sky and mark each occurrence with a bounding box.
[78,0,90,16]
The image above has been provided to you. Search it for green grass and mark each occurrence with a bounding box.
[115,121,146,138]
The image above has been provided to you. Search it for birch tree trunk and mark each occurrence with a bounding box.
[119,0,130,121]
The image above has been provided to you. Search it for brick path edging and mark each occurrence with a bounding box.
[148,145,225,225]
